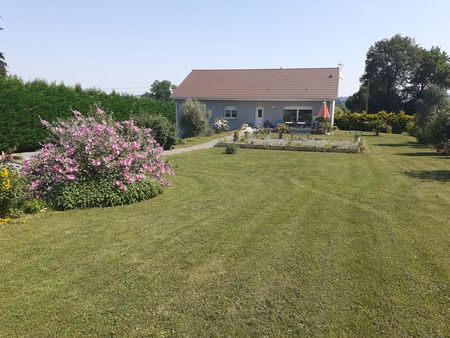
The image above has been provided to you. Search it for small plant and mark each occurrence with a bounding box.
[225,143,238,154]
[368,119,388,136]
[275,124,290,139]
[233,130,240,142]
[213,118,229,134]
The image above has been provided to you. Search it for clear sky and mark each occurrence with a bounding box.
[1,0,450,96]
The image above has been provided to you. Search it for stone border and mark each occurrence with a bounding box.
[216,142,360,154]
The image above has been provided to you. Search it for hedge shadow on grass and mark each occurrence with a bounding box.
[404,170,450,182]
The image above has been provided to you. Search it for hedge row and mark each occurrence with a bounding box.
[0,77,175,152]
[334,111,415,133]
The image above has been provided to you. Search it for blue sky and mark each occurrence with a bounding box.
[1,0,450,96]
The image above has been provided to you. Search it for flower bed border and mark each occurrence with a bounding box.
[216,142,360,153]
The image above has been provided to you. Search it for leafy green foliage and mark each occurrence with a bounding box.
[0,77,175,152]
[335,111,414,134]
[347,34,450,114]
[145,80,177,101]
[0,165,27,218]
[224,143,238,154]
[22,199,47,214]
[415,107,450,150]
[180,99,211,138]
[47,178,162,211]
[0,52,6,78]
[132,112,178,150]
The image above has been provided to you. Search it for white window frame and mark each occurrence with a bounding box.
[224,106,237,119]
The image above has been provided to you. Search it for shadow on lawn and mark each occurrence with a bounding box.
[405,170,450,182]
[373,141,426,148]
[397,152,444,157]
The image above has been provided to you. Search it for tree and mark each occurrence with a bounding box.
[407,47,450,108]
[345,85,367,112]
[0,52,6,78]
[146,80,177,101]
[179,99,211,137]
[0,18,6,77]
[361,34,419,113]
[348,35,450,114]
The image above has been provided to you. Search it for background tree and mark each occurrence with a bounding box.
[0,18,6,77]
[345,85,368,112]
[145,80,177,101]
[347,35,450,114]
[0,52,6,78]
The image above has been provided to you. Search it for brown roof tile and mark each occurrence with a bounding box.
[172,68,339,101]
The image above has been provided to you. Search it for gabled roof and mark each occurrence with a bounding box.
[172,67,339,101]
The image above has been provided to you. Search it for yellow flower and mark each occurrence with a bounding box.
[0,167,9,178]
[2,178,10,190]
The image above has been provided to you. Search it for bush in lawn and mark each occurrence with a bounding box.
[21,107,173,210]
[213,118,229,133]
[0,164,27,218]
[420,108,450,153]
[132,112,178,150]
[180,99,211,137]
[224,143,238,154]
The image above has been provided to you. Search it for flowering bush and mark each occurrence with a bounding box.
[213,118,229,133]
[21,108,173,209]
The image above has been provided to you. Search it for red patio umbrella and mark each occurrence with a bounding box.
[317,101,330,119]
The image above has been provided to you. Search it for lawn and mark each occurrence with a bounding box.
[173,131,233,149]
[0,134,449,336]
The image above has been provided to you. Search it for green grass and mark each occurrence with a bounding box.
[1,134,449,336]
[174,131,233,148]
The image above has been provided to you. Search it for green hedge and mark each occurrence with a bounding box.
[334,111,415,133]
[0,77,175,152]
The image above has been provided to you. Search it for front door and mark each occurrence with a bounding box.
[255,107,264,127]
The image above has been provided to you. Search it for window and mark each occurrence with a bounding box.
[257,108,263,118]
[224,106,237,119]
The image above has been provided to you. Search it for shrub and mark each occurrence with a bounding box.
[334,111,414,133]
[0,164,26,218]
[233,130,240,142]
[213,118,229,133]
[419,108,450,151]
[275,124,290,139]
[132,113,178,150]
[225,143,238,154]
[180,99,211,137]
[0,77,175,152]
[47,178,161,210]
[23,199,47,214]
[21,108,173,209]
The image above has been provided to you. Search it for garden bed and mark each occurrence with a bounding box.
[217,138,361,153]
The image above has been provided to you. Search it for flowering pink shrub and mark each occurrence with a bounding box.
[22,108,173,200]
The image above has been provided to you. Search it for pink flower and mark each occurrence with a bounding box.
[66,174,76,181]
[65,147,74,157]
[92,159,101,167]
[40,119,51,127]
[31,180,42,189]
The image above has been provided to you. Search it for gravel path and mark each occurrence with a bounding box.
[163,135,233,156]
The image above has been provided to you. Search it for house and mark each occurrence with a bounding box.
[172,67,339,133]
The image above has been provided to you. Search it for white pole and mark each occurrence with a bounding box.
[331,100,335,127]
